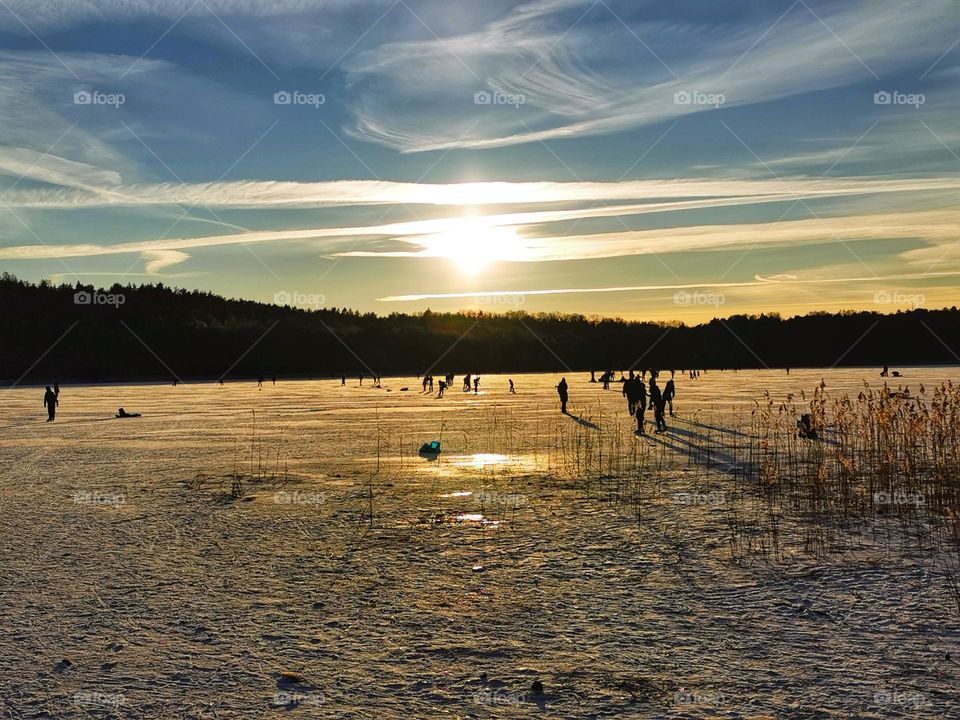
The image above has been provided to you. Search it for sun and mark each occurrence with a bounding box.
[427,223,522,275]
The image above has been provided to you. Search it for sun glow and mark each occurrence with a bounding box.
[420,223,524,275]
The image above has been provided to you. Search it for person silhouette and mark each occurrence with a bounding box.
[509,379,515,394]
[663,378,676,417]
[341,374,346,385]
[557,378,569,414]
[437,380,446,398]
[116,408,141,418]
[797,413,819,440]
[43,386,58,422]
[649,378,666,433]
[634,378,647,434]
[463,374,471,392]
[473,376,480,394]
[623,371,641,415]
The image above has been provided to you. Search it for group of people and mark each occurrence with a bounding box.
[426,373,516,398]
[42,383,141,422]
[341,373,383,387]
[624,370,675,434]
[559,369,678,435]
[430,372,464,398]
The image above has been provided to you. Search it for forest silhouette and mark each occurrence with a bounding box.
[2,273,957,382]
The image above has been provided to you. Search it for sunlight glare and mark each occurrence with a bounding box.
[423,223,523,275]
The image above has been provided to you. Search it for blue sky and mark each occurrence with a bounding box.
[0,0,958,321]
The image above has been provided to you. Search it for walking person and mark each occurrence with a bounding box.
[509,379,515,394]
[664,377,676,417]
[557,378,569,414]
[473,376,480,394]
[623,371,643,416]
[43,386,58,422]
[632,377,647,434]
[649,378,667,433]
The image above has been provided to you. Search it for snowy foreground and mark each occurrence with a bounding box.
[1,369,958,718]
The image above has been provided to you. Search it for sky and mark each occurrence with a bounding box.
[0,0,958,322]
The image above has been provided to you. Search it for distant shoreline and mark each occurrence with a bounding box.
[6,365,958,390]
[5,276,960,382]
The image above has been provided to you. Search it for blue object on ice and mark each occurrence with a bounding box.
[419,440,441,455]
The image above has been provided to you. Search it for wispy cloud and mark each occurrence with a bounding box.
[5,175,958,208]
[2,206,956,268]
[377,269,960,302]
[344,0,960,151]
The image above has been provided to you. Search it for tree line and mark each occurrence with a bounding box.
[1,273,957,383]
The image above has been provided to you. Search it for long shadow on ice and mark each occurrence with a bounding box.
[643,427,743,473]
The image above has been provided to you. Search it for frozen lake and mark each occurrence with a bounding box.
[1,369,957,717]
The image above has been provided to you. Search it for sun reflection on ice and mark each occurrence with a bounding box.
[453,453,512,469]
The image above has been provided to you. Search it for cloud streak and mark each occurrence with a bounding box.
[344,0,960,151]
[4,176,959,208]
[377,270,960,302]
